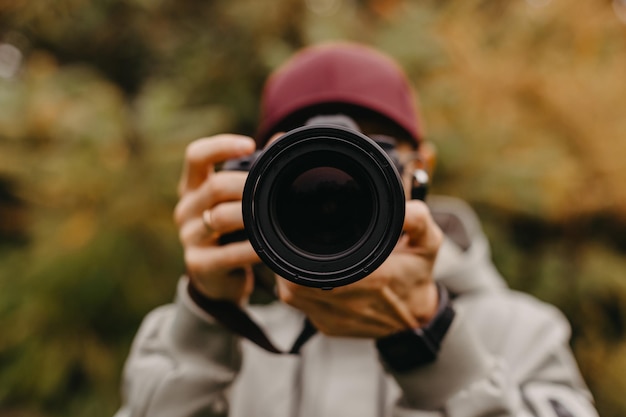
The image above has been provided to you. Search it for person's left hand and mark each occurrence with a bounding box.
[275,199,443,338]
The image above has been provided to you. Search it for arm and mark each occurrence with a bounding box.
[116,135,260,416]
[390,291,598,417]
[115,277,242,417]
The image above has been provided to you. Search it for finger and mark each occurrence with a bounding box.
[185,241,260,275]
[178,135,255,195]
[207,201,246,234]
[334,281,419,329]
[308,310,403,338]
[174,171,247,226]
[179,217,217,246]
[380,285,420,328]
[406,281,439,326]
[276,279,412,331]
[274,278,373,305]
[179,201,246,245]
[278,288,405,337]
[402,200,442,254]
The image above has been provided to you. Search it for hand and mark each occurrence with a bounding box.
[275,200,443,338]
[174,134,259,305]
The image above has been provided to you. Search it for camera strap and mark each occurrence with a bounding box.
[187,279,317,354]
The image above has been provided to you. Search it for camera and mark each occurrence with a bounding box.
[222,116,427,289]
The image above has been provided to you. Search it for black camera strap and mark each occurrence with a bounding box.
[187,279,317,354]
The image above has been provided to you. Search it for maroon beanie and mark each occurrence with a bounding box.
[255,42,423,147]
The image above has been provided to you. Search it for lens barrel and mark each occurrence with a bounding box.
[242,125,405,288]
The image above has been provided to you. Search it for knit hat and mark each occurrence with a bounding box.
[255,42,423,147]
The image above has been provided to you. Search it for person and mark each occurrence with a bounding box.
[114,42,599,417]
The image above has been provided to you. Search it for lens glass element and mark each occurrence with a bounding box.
[275,162,374,256]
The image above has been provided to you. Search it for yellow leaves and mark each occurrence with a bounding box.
[0,51,129,149]
[57,210,97,251]
[416,0,626,221]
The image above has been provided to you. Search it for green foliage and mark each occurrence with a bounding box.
[1,0,626,415]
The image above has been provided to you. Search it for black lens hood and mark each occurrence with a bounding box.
[242,125,405,288]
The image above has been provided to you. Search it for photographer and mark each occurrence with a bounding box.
[115,43,599,416]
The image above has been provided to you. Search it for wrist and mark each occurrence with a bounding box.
[187,278,239,315]
[376,282,455,373]
[186,269,248,306]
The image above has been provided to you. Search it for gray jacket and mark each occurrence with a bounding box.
[115,196,598,417]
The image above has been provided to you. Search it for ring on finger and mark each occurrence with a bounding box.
[202,209,216,235]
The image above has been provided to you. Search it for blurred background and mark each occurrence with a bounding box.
[1,0,625,415]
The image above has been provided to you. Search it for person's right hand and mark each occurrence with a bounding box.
[174,134,259,305]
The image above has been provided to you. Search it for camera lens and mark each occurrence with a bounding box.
[275,154,374,256]
[243,125,405,288]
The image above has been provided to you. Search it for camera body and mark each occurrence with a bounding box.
[223,118,425,289]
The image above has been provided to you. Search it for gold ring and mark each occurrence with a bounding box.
[202,209,215,234]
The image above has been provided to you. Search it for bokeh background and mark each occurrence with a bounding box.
[1,0,626,415]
